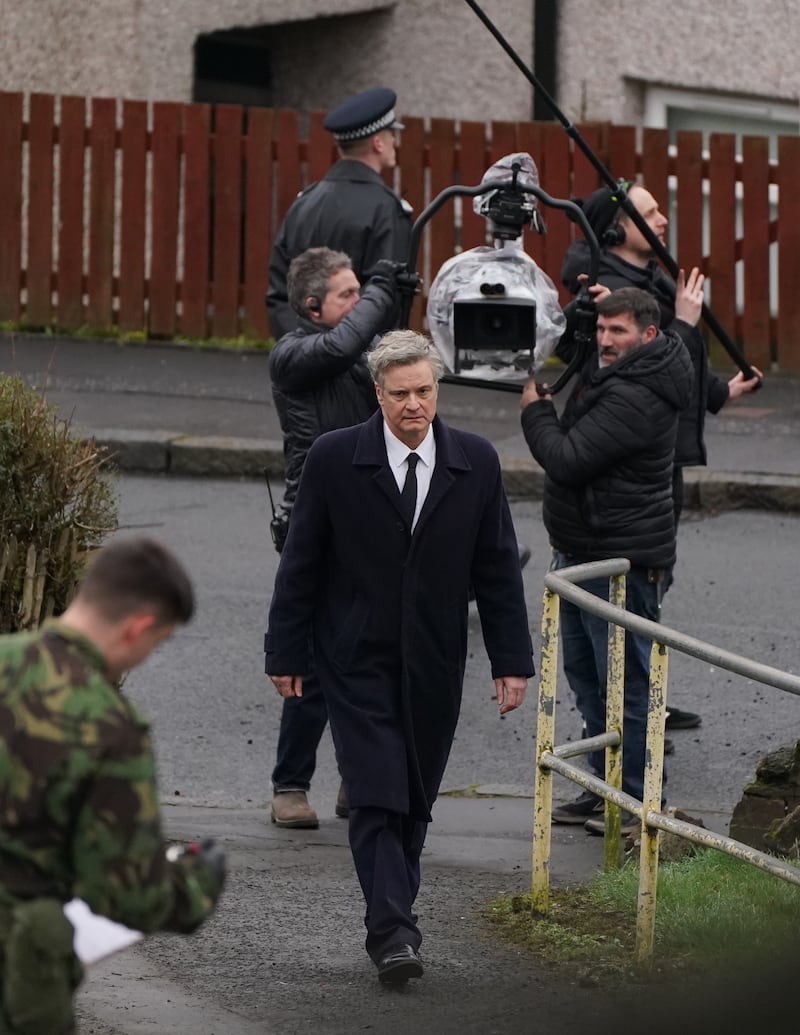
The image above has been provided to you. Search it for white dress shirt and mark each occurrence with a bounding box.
[383,423,436,532]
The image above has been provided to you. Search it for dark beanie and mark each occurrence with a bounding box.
[579,185,622,237]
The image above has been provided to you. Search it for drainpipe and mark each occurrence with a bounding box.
[533,0,559,121]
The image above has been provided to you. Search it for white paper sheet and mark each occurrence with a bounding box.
[63,898,143,965]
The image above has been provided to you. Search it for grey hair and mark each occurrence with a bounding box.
[367,330,446,387]
[287,247,353,319]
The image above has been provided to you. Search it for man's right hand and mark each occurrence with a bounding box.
[674,266,705,326]
[269,674,304,698]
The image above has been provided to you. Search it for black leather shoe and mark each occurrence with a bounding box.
[377,943,424,985]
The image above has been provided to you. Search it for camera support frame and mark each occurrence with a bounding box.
[401,169,601,395]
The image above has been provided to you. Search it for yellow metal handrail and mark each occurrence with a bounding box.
[532,558,800,965]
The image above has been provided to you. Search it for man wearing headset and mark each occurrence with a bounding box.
[267,246,402,830]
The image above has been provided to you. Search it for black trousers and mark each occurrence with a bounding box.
[348,806,428,963]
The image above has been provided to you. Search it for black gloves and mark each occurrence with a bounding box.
[371,260,422,298]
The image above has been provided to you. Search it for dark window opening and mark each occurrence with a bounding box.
[193,28,273,108]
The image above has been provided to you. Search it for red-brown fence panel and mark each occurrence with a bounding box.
[458,120,489,252]
[242,106,273,340]
[397,115,425,329]
[707,132,738,350]
[607,124,638,183]
[537,122,572,302]
[210,104,243,339]
[306,111,334,186]
[149,102,181,337]
[572,123,604,199]
[26,93,55,327]
[673,130,704,270]
[641,128,670,214]
[488,120,517,168]
[275,109,301,227]
[0,92,23,323]
[118,99,148,333]
[740,135,772,369]
[777,135,800,369]
[57,95,86,329]
[86,97,116,329]
[6,90,800,366]
[181,102,211,339]
[428,118,458,286]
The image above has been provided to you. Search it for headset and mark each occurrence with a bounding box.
[601,179,634,247]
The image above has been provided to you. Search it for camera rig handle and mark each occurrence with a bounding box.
[401,170,601,395]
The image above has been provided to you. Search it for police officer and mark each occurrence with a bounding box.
[266,87,412,341]
[0,536,225,1034]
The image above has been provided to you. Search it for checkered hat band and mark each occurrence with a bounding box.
[333,108,398,141]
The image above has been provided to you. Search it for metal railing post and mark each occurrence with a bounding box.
[603,572,626,869]
[531,585,560,913]
[635,638,669,965]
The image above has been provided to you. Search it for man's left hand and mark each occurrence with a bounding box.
[728,365,763,399]
[520,380,551,409]
[494,676,527,715]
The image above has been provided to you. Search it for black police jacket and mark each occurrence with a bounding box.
[266,160,412,340]
[269,279,397,515]
[521,329,694,569]
[560,239,729,467]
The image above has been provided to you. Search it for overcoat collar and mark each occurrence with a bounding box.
[352,411,472,529]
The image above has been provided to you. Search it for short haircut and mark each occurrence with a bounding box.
[367,330,446,387]
[77,536,195,626]
[287,247,353,319]
[337,136,373,158]
[596,287,661,334]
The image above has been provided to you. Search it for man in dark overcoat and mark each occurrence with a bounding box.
[265,330,533,985]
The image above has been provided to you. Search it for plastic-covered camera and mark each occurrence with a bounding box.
[426,153,565,382]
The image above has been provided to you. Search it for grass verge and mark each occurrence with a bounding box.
[486,848,800,987]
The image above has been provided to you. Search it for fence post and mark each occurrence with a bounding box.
[531,584,560,913]
[635,638,669,965]
[603,572,626,869]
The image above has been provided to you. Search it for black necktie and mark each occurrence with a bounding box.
[400,453,420,531]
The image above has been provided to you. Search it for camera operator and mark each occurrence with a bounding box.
[267,246,402,829]
[558,181,762,735]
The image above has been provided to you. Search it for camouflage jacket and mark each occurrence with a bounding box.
[0,620,216,934]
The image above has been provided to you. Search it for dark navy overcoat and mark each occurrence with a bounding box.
[264,410,534,822]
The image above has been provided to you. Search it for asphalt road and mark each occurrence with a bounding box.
[73,474,800,1034]
[112,473,800,818]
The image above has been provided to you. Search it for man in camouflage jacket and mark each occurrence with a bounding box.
[0,536,225,1034]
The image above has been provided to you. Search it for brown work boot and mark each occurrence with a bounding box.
[270,790,319,829]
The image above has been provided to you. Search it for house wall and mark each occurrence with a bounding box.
[1,0,535,120]
[557,0,800,125]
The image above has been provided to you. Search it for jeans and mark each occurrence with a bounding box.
[555,552,666,806]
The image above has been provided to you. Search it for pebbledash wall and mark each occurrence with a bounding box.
[2,1,799,130]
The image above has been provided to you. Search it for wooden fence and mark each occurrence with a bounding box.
[0,89,799,370]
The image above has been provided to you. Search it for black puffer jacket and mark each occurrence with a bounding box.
[560,240,729,467]
[522,329,693,568]
[269,279,396,515]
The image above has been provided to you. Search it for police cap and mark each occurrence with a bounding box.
[323,87,405,143]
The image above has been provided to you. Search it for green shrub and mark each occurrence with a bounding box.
[0,375,118,632]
